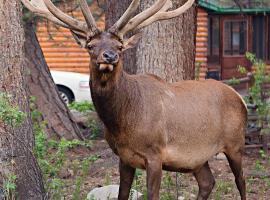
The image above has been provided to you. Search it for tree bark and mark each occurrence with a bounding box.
[24,21,84,140]
[106,0,197,81]
[0,1,46,199]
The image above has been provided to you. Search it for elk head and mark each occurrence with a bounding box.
[22,0,195,85]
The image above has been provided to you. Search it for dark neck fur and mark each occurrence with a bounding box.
[90,69,141,134]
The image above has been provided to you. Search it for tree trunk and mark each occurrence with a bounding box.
[106,0,197,81]
[24,21,84,140]
[0,1,46,199]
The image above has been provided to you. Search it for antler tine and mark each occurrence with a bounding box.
[79,0,99,36]
[136,0,195,31]
[117,0,167,39]
[109,0,141,34]
[43,0,88,32]
[21,0,70,29]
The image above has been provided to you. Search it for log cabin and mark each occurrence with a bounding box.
[36,0,270,81]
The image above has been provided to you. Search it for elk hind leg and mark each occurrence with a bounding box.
[193,162,215,200]
[225,150,246,200]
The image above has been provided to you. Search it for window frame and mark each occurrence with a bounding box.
[223,19,249,57]
[207,15,220,65]
[251,15,270,64]
[267,16,270,63]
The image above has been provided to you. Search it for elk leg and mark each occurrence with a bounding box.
[193,162,215,200]
[225,151,246,200]
[118,160,135,200]
[146,158,162,200]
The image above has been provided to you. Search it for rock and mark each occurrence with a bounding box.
[87,185,143,200]
[71,110,100,126]
[215,153,227,160]
[71,110,104,139]
[178,196,185,200]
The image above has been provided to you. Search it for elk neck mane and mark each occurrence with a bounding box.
[90,68,143,135]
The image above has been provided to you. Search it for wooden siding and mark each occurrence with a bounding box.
[36,3,104,74]
[195,8,208,80]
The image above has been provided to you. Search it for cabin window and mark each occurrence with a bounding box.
[208,16,220,64]
[223,20,247,56]
[252,16,266,60]
[268,16,270,61]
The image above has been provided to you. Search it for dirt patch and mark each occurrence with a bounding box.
[63,140,270,199]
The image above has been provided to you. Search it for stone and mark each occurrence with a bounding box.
[71,110,104,139]
[215,153,227,160]
[87,185,143,200]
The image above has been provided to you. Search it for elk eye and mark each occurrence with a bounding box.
[118,46,123,51]
[87,44,95,50]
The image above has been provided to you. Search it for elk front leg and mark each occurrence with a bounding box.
[118,160,135,200]
[146,158,162,200]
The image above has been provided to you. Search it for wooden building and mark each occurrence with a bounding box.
[197,0,270,80]
[36,0,270,80]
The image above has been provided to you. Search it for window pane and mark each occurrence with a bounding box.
[224,21,232,55]
[269,17,270,60]
[224,20,247,56]
[253,16,266,60]
[208,16,220,64]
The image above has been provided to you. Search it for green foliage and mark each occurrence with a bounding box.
[3,173,17,200]
[235,53,270,134]
[0,93,26,127]
[69,100,101,139]
[69,101,95,113]
[160,172,175,200]
[30,97,99,199]
[87,119,100,139]
[195,62,202,81]
[255,160,266,171]
[0,93,27,200]
[33,124,97,199]
[243,53,270,131]
[214,180,234,200]
[228,77,241,86]
[238,65,248,74]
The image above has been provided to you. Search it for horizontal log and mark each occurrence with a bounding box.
[43,52,89,58]
[42,48,85,53]
[40,43,79,48]
[196,37,207,42]
[51,68,89,74]
[245,143,270,148]
[196,32,208,37]
[222,72,253,85]
[246,170,270,178]
[47,63,89,67]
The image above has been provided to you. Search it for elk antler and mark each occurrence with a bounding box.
[79,0,99,35]
[113,0,195,39]
[109,0,141,33]
[136,0,195,30]
[110,0,167,39]
[21,0,99,37]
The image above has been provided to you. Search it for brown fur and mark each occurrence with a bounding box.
[88,32,247,200]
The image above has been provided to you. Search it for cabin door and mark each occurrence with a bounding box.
[220,16,251,80]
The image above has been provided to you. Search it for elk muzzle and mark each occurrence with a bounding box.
[98,50,119,73]
[103,50,119,63]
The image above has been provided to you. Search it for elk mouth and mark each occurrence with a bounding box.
[98,63,114,73]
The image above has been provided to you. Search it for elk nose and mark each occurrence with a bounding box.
[102,51,118,63]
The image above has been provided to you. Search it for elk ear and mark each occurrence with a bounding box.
[123,33,142,51]
[70,30,88,48]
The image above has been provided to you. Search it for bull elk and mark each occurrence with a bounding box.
[22,0,247,199]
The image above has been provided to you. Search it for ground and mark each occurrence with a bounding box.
[62,140,270,200]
